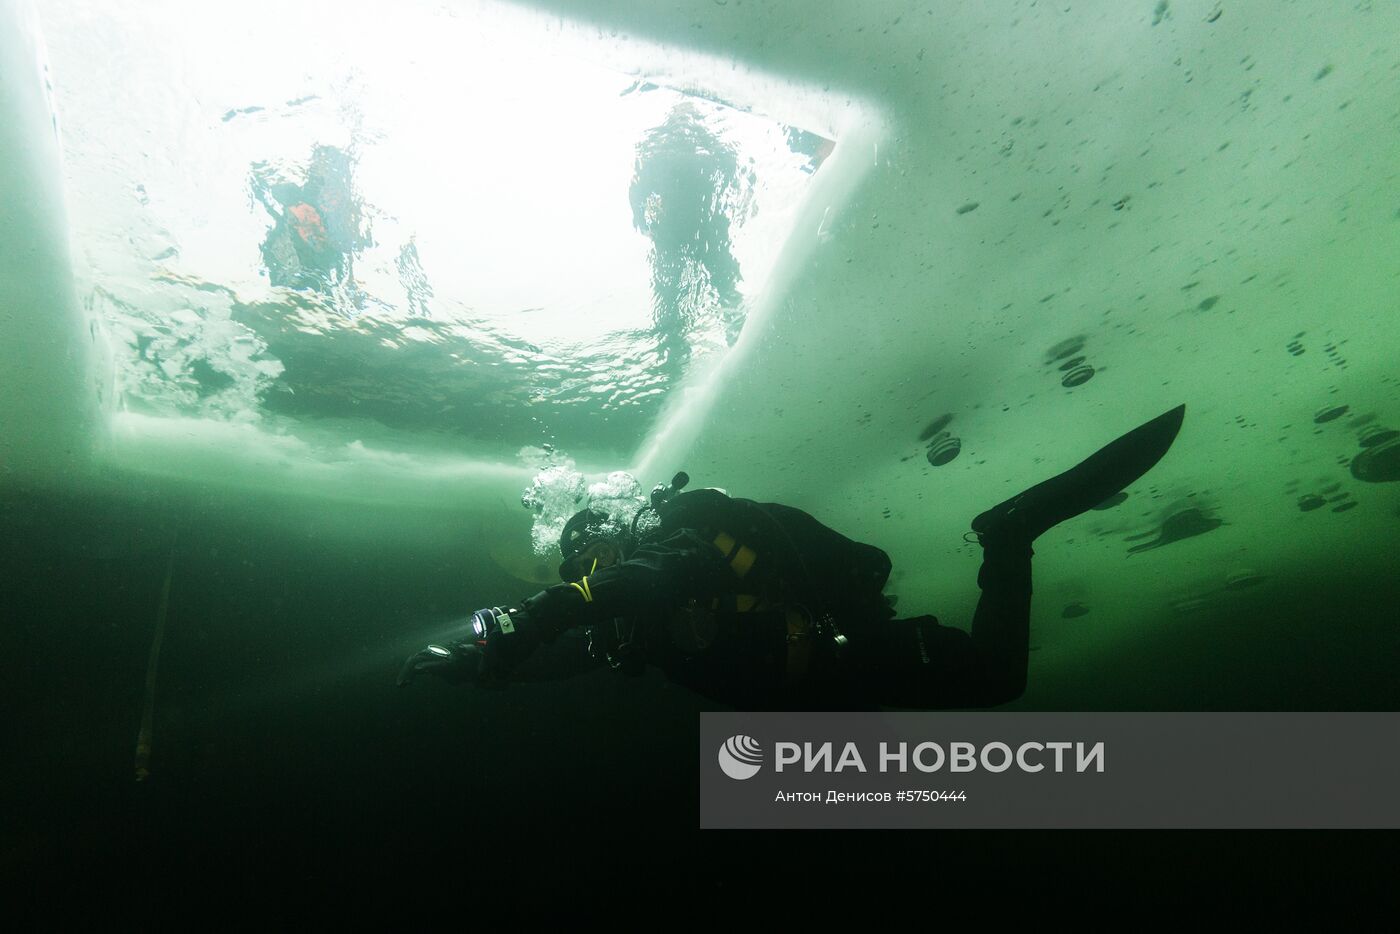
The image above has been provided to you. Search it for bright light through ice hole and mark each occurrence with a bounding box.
[39,0,835,457]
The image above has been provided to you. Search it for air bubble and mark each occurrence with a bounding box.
[1313,404,1349,424]
[926,433,961,467]
[1061,365,1095,388]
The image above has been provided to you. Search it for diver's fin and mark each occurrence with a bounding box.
[971,403,1186,545]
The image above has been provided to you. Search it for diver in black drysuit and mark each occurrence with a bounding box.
[399,405,1186,710]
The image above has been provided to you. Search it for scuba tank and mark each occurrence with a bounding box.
[628,470,893,657]
[588,468,893,680]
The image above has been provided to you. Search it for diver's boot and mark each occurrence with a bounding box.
[971,403,1186,550]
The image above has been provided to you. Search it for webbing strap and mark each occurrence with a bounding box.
[690,597,811,682]
[711,531,756,579]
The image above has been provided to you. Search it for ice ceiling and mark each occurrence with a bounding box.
[42,0,834,458]
[6,0,1398,640]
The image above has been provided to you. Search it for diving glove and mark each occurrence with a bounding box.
[396,639,485,687]
[396,605,542,687]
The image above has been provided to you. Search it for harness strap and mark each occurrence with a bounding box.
[700,594,811,682]
[705,529,808,680]
[711,531,756,579]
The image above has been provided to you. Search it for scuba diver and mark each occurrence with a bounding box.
[399,404,1186,709]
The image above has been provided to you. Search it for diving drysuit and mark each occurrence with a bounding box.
[509,487,1027,710]
[399,404,1187,710]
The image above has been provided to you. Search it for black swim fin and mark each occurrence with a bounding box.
[971,403,1186,546]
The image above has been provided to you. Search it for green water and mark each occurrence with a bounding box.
[3,0,1398,896]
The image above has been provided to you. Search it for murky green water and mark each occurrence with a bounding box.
[3,0,1397,893]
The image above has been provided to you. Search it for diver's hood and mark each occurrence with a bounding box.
[559,507,612,560]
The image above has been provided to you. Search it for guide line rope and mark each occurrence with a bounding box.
[135,532,177,782]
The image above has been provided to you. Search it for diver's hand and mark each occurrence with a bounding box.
[396,640,486,687]
[396,605,547,688]
[471,605,543,676]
